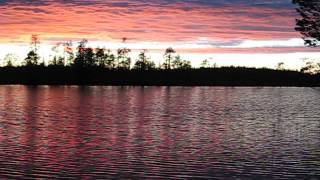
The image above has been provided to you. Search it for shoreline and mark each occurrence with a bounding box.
[0,66,319,87]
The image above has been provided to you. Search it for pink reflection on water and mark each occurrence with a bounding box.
[0,86,319,178]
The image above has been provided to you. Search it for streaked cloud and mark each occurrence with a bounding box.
[0,0,319,69]
[0,0,298,43]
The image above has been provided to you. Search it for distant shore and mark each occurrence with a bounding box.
[0,66,319,86]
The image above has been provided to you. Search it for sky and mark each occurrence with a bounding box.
[0,0,319,69]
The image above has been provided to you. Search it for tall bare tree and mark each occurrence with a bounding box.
[24,35,40,66]
[163,47,176,69]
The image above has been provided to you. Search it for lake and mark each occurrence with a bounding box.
[0,86,319,179]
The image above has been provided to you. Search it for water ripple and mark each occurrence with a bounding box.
[0,86,319,179]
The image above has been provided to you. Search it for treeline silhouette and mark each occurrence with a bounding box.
[5,38,192,70]
[0,36,319,86]
[0,66,319,86]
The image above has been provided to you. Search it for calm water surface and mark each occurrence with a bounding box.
[0,86,319,179]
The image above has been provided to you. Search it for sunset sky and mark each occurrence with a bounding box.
[0,0,319,69]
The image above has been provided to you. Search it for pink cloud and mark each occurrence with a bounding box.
[0,1,299,44]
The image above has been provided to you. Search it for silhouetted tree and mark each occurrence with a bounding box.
[301,61,315,74]
[51,41,73,66]
[95,48,106,67]
[74,39,96,68]
[49,56,58,66]
[300,60,320,74]
[276,62,285,70]
[74,39,87,67]
[24,50,39,66]
[134,50,155,70]
[200,59,210,68]
[84,47,95,67]
[64,41,74,66]
[293,0,320,46]
[24,35,40,66]
[39,58,46,67]
[51,43,60,63]
[171,55,192,69]
[57,57,64,66]
[180,60,192,69]
[66,52,74,66]
[163,47,176,69]
[3,54,18,67]
[49,56,64,66]
[172,55,182,69]
[105,50,116,69]
[212,63,218,68]
[5,58,12,67]
[117,47,131,69]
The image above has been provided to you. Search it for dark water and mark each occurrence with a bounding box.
[0,86,319,179]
